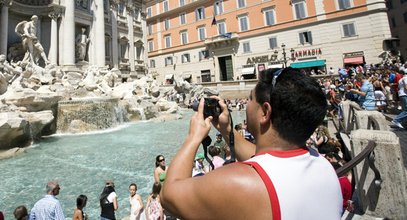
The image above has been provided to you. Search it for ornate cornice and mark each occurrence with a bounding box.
[0,0,13,8]
[48,8,61,20]
[109,0,121,8]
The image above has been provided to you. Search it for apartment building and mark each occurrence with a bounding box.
[386,0,407,61]
[146,0,392,84]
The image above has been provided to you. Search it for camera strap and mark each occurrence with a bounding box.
[202,136,215,170]
[223,113,236,165]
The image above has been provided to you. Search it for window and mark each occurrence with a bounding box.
[214,1,223,16]
[264,8,275,26]
[180,31,188,45]
[293,0,307,19]
[342,23,356,37]
[150,59,156,68]
[164,35,171,48]
[269,37,277,49]
[198,26,206,41]
[199,50,209,60]
[134,8,140,22]
[237,0,246,8]
[386,0,393,9]
[165,56,173,66]
[338,0,351,10]
[148,40,153,52]
[180,13,186,25]
[147,7,152,18]
[201,70,211,82]
[182,53,190,63]
[218,21,226,35]
[180,0,185,6]
[148,23,152,35]
[404,12,407,23]
[238,15,249,32]
[163,0,169,12]
[118,3,125,16]
[243,42,251,53]
[390,17,396,27]
[164,18,170,30]
[195,7,205,21]
[299,31,312,44]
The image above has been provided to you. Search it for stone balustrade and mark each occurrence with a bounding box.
[339,100,407,219]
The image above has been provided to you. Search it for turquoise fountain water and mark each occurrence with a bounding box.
[0,110,247,219]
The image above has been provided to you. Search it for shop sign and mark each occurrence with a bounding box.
[343,51,364,58]
[246,54,278,65]
[292,48,322,58]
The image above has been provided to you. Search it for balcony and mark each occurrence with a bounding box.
[204,32,239,48]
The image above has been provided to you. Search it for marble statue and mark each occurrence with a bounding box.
[75,27,90,61]
[15,15,50,66]
[0,54,22,95]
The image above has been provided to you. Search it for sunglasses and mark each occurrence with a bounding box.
[159,158,165,162]
[272,68,284,88]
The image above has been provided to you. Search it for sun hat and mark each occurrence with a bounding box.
[195,153,205,160]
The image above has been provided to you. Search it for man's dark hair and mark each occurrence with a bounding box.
[255,67,327,146]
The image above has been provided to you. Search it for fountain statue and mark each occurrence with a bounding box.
[15,15,50,66]
[75,27,90,62]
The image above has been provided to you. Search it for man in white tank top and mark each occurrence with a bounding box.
[160,68,343,219]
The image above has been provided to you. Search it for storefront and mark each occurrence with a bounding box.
[343,51,365,67]
[290,48,326,74]
[241,64,256,80]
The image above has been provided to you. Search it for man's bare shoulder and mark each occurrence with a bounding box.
[180,163,272,219]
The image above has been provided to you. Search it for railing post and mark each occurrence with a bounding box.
[351,130,407,218]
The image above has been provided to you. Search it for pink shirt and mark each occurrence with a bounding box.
[211,156,225,170]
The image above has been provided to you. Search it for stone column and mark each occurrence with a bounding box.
[0,0,11,55]
[140,8,147,67]
[63,0,75,66]
[110,1,119,68]
[127,3,135,72]
[48,10,61,65]
[94,0,106,67]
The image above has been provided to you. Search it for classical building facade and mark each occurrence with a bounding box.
[146,0,392,84]
[386,0,407,61]
[0,0,147,77]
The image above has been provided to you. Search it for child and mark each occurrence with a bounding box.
[145,182,163,220]
[129,183,144,220]
[72,195,88,220]
[13,206,28,220]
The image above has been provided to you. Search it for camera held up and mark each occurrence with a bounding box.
[191,98,221,119]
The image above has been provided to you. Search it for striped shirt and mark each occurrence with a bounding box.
[29,195,65,220]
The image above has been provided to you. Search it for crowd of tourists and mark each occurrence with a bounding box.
[316,62,407,129]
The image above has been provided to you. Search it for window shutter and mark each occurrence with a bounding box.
[307,32,313,44]
[269,38,277,49]
[350,24,355,36]
[299,33,304,44]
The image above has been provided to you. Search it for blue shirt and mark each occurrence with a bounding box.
[358,80,376,110]
[29,195,65,220]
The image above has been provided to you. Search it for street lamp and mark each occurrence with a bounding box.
[274,43,294,68]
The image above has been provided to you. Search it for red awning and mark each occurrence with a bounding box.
[343,56,364,64]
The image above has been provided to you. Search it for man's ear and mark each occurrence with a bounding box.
[260,102,272,124]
